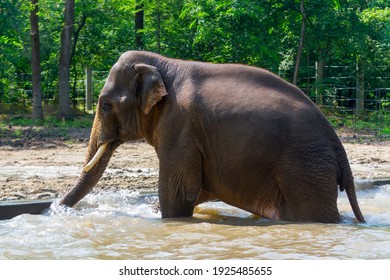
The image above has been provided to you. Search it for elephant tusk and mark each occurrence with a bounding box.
[83,143,108,172]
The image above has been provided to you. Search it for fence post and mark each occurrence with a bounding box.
[85,67,93,111]
[356,61,365,113]
[315,60,325,106]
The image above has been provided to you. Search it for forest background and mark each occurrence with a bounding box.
[0,0,389,136]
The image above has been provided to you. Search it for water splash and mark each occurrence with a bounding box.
[49,190,161,220]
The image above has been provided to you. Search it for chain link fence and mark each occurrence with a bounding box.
[299,85,390,138]
[1,69,389,138]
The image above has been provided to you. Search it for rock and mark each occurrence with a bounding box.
[11,192,27,199]
[36,192,53,199]
[42,143,58,149]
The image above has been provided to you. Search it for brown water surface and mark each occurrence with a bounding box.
[0,187,389,259]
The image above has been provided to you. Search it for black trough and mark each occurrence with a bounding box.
[0,199,53,220]
[355,177,390,190]
[373,178,390,186]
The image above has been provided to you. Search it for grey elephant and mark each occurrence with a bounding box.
[59,51,365,223]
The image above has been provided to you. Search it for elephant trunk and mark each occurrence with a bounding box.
[58,125,116,207]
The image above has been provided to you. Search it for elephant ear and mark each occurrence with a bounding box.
[134,63,168,115]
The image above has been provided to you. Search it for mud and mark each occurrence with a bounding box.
[0,140,158,201]
[0,138,390,201]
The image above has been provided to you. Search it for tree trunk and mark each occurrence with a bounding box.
[71,13,87,104]
[71,13,87,64]
[85,67,93,111]
[30,0,44,124]
[156,0,161,54]
[58,0,74,119]
[293,0,306,85]
[135,1,144,49]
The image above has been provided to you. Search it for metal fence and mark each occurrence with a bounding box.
[1,70,389,138]
[302,85,390,137]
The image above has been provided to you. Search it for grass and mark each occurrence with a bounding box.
[326,110,390,137]
[4,115,94,128]
[0,114,94,141]
[382,127,390,135]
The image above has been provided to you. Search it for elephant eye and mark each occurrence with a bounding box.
[102,101,112,113]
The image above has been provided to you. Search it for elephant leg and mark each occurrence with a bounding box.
[276,168,340,223]
[195,189,218,205]
[157,146,203,218]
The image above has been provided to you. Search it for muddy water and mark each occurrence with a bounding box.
[0,185,389,260]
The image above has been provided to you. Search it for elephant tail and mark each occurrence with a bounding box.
[337,146,366,223]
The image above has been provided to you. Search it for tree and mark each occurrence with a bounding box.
[135,0,144,49]
[58,0,74,119]
[0,0,31,104]
[1,0,389,115]
[293,0,306,85]
[30,0,44,123]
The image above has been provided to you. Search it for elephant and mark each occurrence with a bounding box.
[59,50,365,223]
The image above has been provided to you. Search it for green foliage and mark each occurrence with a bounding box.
[382,127,390,135]
[0,0,31,103]
[0,0,389,131]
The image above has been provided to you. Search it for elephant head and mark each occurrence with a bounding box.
[59,58,168,207]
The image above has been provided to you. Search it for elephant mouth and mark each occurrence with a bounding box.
[83,143,108,172]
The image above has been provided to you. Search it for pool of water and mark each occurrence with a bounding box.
[0,186,389,260]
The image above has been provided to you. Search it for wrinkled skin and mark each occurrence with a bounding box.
[59,51,365,223]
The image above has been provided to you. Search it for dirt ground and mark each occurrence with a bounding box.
[0,135,390,201]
